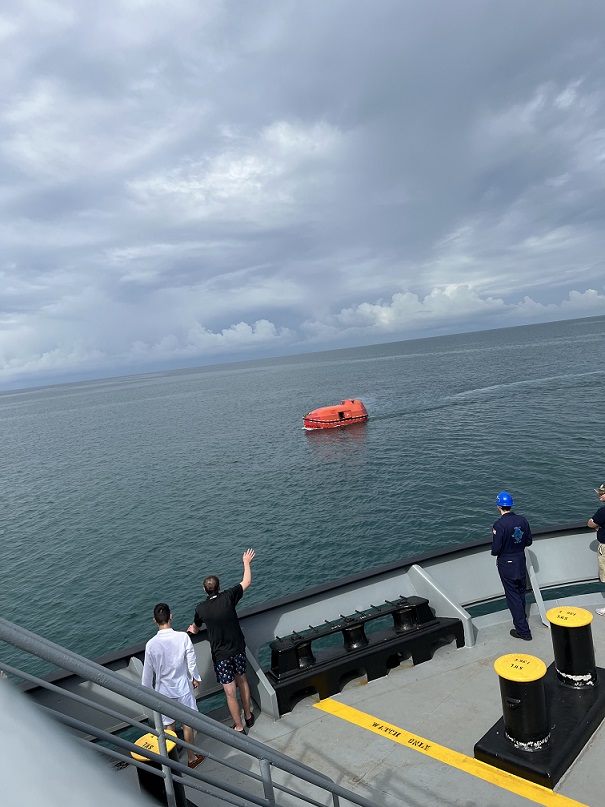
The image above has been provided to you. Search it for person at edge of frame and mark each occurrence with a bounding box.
[491,491,533,641]
[588,482,605,616]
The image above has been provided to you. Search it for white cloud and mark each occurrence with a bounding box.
[127,318,292,361]
[1,2,605,388]
[1,273,603,388]
[127,119,344,225]
[0,312,293,385]
[302,285,605,344]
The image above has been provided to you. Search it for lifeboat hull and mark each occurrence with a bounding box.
[303,399,368,430]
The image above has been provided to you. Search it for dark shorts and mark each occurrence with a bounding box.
[214,652,247,685]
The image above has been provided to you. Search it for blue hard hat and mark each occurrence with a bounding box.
[496,491,514,507]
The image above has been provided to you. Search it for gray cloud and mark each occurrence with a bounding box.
[1,0,605,388]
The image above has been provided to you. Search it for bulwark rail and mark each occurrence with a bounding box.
[0,616,382,807]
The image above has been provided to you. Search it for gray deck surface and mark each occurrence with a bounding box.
[115,599,605,807]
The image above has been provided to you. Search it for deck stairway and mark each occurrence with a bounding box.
[0,616,384,807]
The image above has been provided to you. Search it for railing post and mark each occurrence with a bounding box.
[526,553,548,627]
[259,757,277,805]
[153,711,178,807]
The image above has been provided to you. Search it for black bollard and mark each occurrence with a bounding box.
[296,640,317,668]
[546,606,596,688]
[493,654,550,751]
[393,604,416,632]
[342,623,369,650]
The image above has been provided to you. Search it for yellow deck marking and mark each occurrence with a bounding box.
[314,699,588,807]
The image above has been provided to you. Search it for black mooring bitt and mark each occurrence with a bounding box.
[475,606,605,788]
[266,596,464,715]
[474,662,605,788]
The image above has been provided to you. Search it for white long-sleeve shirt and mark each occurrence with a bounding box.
[141,628,200,698]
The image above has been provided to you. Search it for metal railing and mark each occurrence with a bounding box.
[0,617,381,807]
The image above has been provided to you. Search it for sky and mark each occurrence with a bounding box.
[2,1,605,390]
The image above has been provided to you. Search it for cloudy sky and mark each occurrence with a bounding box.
[2,1,605,389]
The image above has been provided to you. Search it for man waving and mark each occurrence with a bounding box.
[188,549,256,733]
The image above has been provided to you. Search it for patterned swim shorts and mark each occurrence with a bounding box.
[214,652,247,684]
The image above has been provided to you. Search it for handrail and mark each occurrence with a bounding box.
[41,707,285,807]
[0,616,379,807]
[1,656,295,804]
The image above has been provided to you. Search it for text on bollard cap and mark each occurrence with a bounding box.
[546,606,593,628]
[131,729,177,761]
[494,654,547,682]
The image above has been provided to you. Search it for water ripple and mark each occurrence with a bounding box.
[0,316,603,661]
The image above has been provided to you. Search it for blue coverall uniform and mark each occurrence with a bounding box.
[492,511,533,638]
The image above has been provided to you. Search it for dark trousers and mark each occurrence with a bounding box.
[497,555,531,638]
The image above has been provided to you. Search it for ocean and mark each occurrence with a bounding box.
[1,315,604,666]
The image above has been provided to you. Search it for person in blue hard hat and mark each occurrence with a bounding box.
[491,491,533,640]
[588,483,605,616]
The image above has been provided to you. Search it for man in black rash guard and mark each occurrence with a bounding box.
[188,549,256,733]
[491,491,533,641]
[588,483,605,616]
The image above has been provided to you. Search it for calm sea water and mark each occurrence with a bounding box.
[1,316,604,665]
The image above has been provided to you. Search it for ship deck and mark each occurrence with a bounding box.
[169,598,605,807]
[12,524,603,807]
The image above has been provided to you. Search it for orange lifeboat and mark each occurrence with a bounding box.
[303,399,368,430]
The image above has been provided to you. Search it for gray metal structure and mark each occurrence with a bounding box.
[0,617,379,807]
[2,522,603,806]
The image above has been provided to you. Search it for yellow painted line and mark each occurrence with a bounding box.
[314,699,588,807]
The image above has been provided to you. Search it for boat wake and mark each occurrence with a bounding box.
[448,370,602,400]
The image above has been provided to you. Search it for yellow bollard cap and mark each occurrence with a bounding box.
[494,654,547,682]
[546,606,593,628]
[131,729,177,761]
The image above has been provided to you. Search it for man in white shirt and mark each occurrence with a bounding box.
[142,603,205,768]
